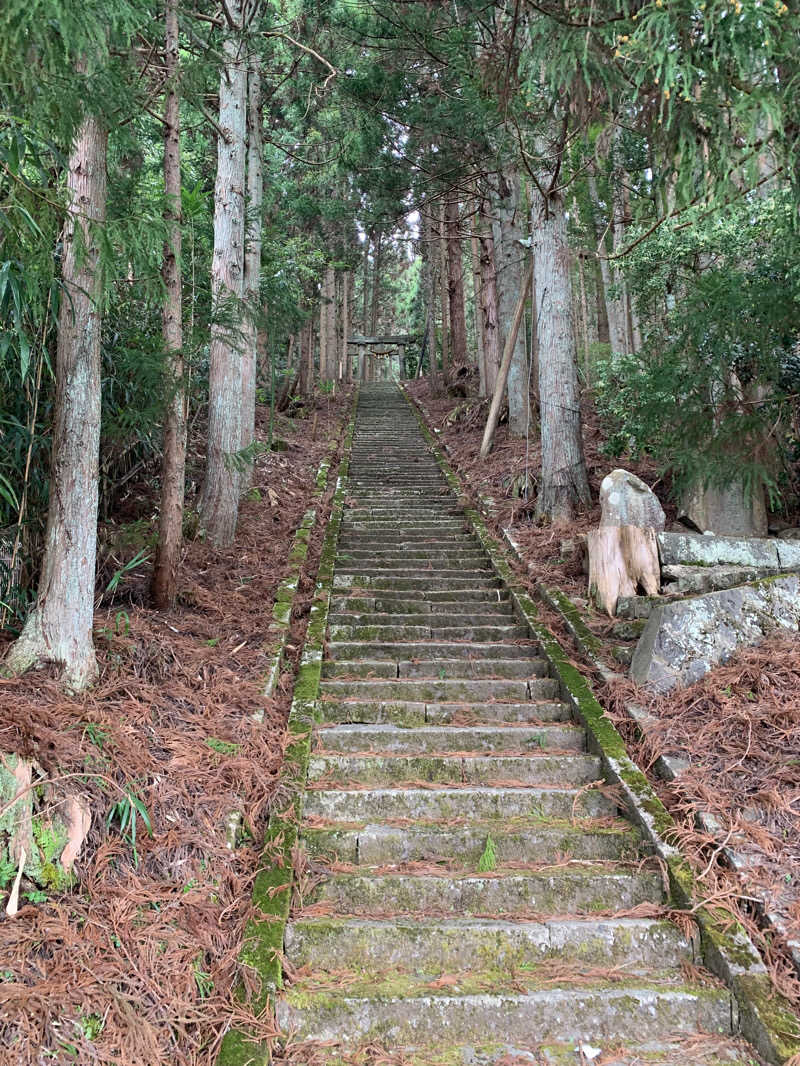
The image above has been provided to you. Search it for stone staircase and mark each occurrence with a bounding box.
[275,384,752,1065]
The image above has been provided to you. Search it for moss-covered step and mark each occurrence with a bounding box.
[318,678,548,701]
[312,723,585,754]
[312,864,668,917]
[303,783,616,823]
[327,639,536,661]
[276,972,734,1046]
[315,698,569,726]
[424,700,568,723]
[284,915,694,973]
[338,550,489,564]
[300,815,642,865]
[316,698,428,725]
[322,655,546,681]
[396,657,548,679]
[333,574,503,591]
[330,611,519,629]
[307,752,603,786]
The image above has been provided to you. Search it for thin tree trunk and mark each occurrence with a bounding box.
[422,208,439,391]
[588,171,627,360]
[241,51,263,489]
[362,233,371,332]
[478,200,500,396]
[319,292,327,382]
[492,166,529,435]
[370,231,382,334]
[300,321,313,393]
[5,108,107,689]
[480,261,533,459]
[201,2,247,546]
[152,0,186,610]
[324,265,336,381]
[445,193,467,366]
[438,202,450,383]
[470,204,486,396]
[532,165,591,522]
[342,271,350,382]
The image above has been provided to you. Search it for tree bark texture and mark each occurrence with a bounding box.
[370,230,382,334]
[445,194,467,367]
[323,265,336,381]
[201,8,247,547]
[422,209,439,390]
[492,167,529,436]
[589,171,627,361]
[532,174,591,522]
[480,261,533,460]
[319,291,327,381]
[342,271,350,382]
[437,203,450,383]
[241,51,263,488]
[477,201,500,397]
[152,0,186,610]
[5,110,107,689]
[470,203,486,396]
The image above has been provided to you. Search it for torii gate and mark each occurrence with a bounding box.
[348,334,418,382]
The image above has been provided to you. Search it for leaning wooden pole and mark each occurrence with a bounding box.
[479,260,533,460]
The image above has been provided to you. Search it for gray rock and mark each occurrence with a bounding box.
[630,575,800,691]
[778,527,800,540]
[657,532,780,569]
[661,563,776,594]
[599,469,666,531]
[776,538,800,570]
[679,479,767,537]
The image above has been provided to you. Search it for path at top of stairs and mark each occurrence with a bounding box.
[275,383,756,1066]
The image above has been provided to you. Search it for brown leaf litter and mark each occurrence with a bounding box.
[0,391,352,1065]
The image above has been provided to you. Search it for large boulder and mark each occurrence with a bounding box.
[679,479,767,537]
[630,574,800,691]
[599,469,666,531]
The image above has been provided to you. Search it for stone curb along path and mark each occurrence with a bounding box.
[221,384,796,1066]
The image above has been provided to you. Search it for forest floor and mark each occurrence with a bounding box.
[405,375,800,1013]
[0,386,353,1066]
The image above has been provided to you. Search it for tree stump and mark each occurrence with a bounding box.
[587,525,660,616]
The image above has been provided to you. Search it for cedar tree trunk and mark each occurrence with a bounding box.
[5,111,107,689]
[152,0,186,609]
[201,6,247,547]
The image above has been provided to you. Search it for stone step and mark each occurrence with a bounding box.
[307,752,602,787]
[329,612,518,629]
[284,915,693,973]
[327,641,540,661]
[337,551,490,565]
[301,815,641,865]
[303,784,615,822]
[316,699,569,726]
[313,723,585,754]
[319,678,556,701]
[322,658,547,680]
[330,596,509,615]
[338,534,480,547]
[312,864,667,916]
[334,575,503,591]
[330,624,531,642]
[293,1039,755,1066]
[335,565,497,579]
[333,588,510,606]
[276,973,732,1046]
